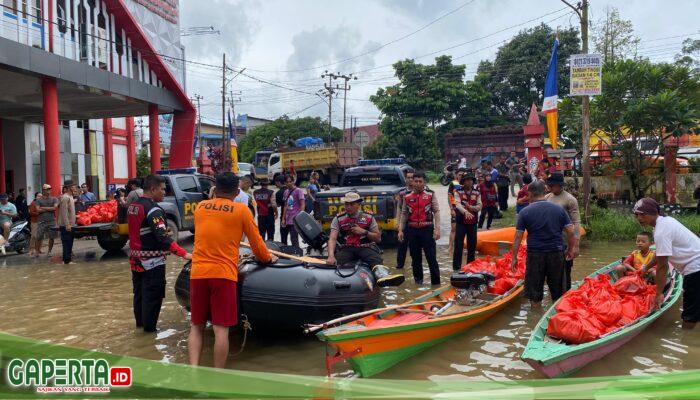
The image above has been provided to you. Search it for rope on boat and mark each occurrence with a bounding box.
[232,314,252,357]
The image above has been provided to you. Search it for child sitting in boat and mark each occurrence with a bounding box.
[616,231,656,278]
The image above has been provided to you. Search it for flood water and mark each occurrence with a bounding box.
[0,187,698,381]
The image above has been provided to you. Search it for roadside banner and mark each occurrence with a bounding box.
[542,38,559,150]
[570,53,603,96]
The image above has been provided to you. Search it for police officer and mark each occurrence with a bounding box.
[396,170,414,269]
[452,174,482,271]
[128,175,192,332]
[327,192,383,267]
[398,172,441,285]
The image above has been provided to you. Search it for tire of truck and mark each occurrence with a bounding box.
[167,219,179,244]
[97,234,128,252]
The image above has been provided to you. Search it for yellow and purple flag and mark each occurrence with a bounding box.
[228,110,239,173]
[542,38,559,150]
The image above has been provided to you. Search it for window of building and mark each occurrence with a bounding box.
[57,0,67,33]
[2,0,18,14]
[112,144,128,179]
[176,176,198,193]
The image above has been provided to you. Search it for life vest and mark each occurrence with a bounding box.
[456,189,480,224]
[253,188,273,216]
[337,212,374,248]
[449,180,462,205]
[631,250,655,270]
[405,190,435,228]
[127,197,172,272]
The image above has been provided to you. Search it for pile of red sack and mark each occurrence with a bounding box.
[460,246,527,295]
[546,273,657,344]
[76,200,118,226]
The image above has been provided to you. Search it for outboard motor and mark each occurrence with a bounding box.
[294,211,328,256]
[450,273,496,305]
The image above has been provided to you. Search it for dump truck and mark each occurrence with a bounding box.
[264,143,361,185]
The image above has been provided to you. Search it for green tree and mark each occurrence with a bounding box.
[592,7,640,64]
[136,147,150,177]
[675,38,700,73]
[369,55,470,167]
[589,60,699,199]
[477,24,580,120]
[238,116,343,162]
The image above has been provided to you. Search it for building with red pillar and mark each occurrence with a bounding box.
[0,0,194,198]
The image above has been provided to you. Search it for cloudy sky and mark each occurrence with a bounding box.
[178,0,699,129]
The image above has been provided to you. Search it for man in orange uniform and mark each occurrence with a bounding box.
[188,172,276,368]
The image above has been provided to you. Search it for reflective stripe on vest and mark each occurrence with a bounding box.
[338,212,374,247]
[405,191,434,228]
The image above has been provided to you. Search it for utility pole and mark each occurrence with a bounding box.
[192,94,203,154]
[330,73,358,132]
[221,53,228,170]
[320,71,338,142]
[561,0,591,222]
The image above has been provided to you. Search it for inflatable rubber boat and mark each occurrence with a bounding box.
[174,212,402,331]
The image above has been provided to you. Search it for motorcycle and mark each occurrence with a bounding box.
[440,161,458,186]
[4,220,31,254]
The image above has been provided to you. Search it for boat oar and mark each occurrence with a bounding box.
[304,300,447,334]
[241,242,329,265]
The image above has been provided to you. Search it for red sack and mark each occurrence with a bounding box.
[461,258,501,278]
[613,275,647,296]
[555,292,587,313]
[620,296,643,322]
[547,309,606,344]
[589,298,623,326]
[488,277,518,295]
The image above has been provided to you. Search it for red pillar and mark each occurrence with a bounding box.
[0,119,5,193]
[126,117,136,177]
[103,119,113,185]
[42,79,61,197]
[149,105,161,172]
[523,103,545,176]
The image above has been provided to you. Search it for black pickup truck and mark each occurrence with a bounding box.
[313,164,412,241]
[72,171,215,251]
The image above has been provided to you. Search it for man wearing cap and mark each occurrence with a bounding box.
[35,184,59,256]
[58,180,78,264]
[635,198,700,329]
[327,192,383,268]
[545,172,581,291]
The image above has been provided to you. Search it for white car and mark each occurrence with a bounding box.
[237,162,256,182]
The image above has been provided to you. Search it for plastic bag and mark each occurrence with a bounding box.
[589,298,623,326]
[555,292,587,313]
[488,277,518,295]
[613,275,647,296]
[546,308,606,344]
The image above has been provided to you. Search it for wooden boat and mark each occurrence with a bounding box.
[316,279,524,377]
[475,226,586,256]
[521,259,682,378]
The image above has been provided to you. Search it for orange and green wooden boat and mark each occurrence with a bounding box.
[316,281,524,377]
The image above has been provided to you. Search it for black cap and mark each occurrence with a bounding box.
[0,193,7,200]
[546,173,565,186]
[63,179,75,187]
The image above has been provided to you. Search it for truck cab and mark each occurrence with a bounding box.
[313,162,412,241]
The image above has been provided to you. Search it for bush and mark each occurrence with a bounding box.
[425,171,441,184]
[587,206,700,241]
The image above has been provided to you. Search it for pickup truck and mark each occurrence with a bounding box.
[312,164,412,241]
[72,170,215,251]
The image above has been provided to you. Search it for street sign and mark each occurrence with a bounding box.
[570,54,602,96]
[547,149,579,158]
[354,131,370,147]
